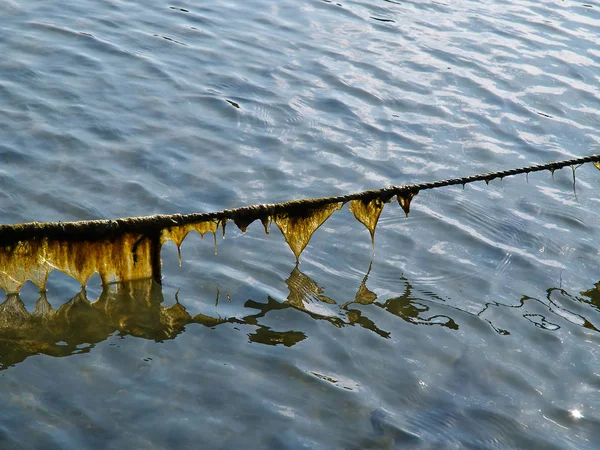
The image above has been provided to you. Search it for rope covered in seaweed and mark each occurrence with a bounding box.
[1,153,598,246]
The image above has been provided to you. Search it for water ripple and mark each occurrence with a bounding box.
[1,0,600,447]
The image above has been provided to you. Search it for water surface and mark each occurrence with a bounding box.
[1,0,599,448]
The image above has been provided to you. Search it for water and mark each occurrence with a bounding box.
[1,0,600,448]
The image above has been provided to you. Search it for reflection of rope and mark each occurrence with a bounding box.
[1,154,599,245]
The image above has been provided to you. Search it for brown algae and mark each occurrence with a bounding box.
[274,203,339,262]
[350,198,384,247]
[397,191,418,218]
[0,233,154,293]
[161,220,219,263]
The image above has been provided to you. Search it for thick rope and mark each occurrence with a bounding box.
[1,154,598,246]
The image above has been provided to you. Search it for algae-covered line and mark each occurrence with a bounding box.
[1,154,597,247]
[0,155,598,293]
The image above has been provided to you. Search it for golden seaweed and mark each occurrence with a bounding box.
[261,216,271,235]
[51,234,153,286]
[0,239,51,293]
[0,155,592,294]
[274,203,339,262]
[350,198,384,246]
[397,191,418,218]
[233,213,272,235]
[161,220,219,263]
[0,233,153,293]
[161,221,218,245]
[233,217,254,233]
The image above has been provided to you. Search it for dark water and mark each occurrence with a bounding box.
[1,0,600,448]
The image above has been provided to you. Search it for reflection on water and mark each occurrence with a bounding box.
[0,280,186,369]
[2,0,600,445]
[579,283,600,315]
[2,266,599,371]
[478,285,600,334]
[342,267,459,330]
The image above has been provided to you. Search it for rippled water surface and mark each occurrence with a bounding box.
[1,0,600,448]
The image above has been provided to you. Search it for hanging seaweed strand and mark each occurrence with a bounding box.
[0,154,598,293]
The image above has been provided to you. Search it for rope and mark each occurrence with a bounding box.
[1,154,598,246]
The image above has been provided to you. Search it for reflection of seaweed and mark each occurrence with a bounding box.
[285,266,337,310]
[342,268,458,331]
[248,327,306,347]
[376,276,459,330]
[478,286,600,333]
[340,263,389,338]
[0,279,310,370]
[284,264,389,337]
[581,282,600,312]
[0,267,450,369]
[0,267,598,370]
[340,265,460,335]
[0,280,187,370]
[546,287,598,331]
